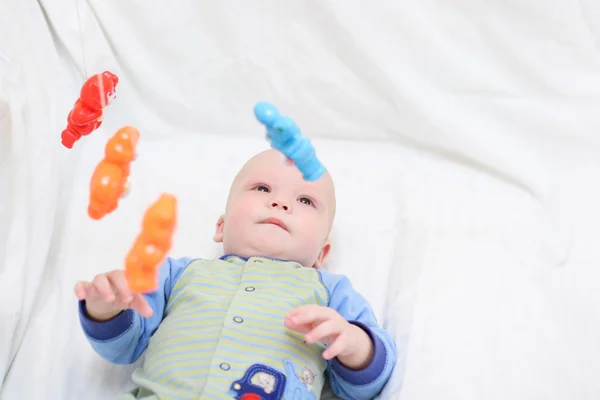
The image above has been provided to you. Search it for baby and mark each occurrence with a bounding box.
[75,149,397,400]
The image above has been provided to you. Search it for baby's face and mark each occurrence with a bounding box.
[215,149,335,268]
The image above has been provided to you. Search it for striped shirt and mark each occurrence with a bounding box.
[79,255,396,400]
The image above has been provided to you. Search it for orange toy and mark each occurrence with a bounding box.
[88,126,140,220]
[124,194,177,293]
[61,71,119,149]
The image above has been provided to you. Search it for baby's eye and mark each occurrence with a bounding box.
[255,185,270,193]
[298,197,312,206]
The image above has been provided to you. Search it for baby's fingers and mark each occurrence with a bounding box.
[106,271,133,303]
[92,274,116,302]
[74,281,105,303]
[74,281,91,301]
[287,304,335,325]
[130,294,153,318]
[305,320,340,345]
[283,315,313,334]
[322,331,347,360]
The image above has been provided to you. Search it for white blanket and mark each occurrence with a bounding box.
[1,1,599,399]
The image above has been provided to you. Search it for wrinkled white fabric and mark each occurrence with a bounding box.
[1,1,599,399]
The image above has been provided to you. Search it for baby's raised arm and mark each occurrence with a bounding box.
[75,269,153,321]
[75,257,192,364]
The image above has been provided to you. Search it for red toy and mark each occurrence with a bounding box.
[88,126,139,220]
[124,194,177,293]
[61,71,119,149]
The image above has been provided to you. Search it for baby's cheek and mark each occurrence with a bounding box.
[313,220,330,242]
[228,204,253,224]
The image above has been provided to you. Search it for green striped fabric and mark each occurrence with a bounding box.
[123,255,330,399]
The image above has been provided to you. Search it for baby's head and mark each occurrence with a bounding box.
[213,149,335,268]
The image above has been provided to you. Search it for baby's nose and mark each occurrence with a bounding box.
[271,202,288,211]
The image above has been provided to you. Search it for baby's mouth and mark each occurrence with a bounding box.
[260,217,289,232]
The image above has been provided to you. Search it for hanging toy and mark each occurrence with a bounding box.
[253,101,325,181]
[124,193,177,293]
[61,71,119,149]
[88,126,139,220]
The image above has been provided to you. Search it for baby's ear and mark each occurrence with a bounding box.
[213,214,225,243]
[313,242,331,269]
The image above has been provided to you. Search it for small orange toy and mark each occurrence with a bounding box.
[88,126,140,220]
[124,194,177,293]
[61,71,119,149]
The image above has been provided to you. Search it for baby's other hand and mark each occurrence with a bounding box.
[74,269,153,321]
[285,305,365,361]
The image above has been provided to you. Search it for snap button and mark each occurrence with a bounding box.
[245,286,255,292]
[220,362,230,371]
[233,316,244,323]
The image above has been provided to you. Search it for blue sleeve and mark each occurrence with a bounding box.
[77,257,193,365]
[318,270,397,400]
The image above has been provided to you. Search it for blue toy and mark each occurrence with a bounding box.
[253,102,325,181]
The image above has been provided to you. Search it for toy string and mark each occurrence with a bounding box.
[75,0,107,109]
[75,0,88,79]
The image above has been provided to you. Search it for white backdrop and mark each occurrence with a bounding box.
[1,0,599,399]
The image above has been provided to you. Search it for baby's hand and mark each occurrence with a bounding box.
[285,305,374,369]
[74,269,153,321]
